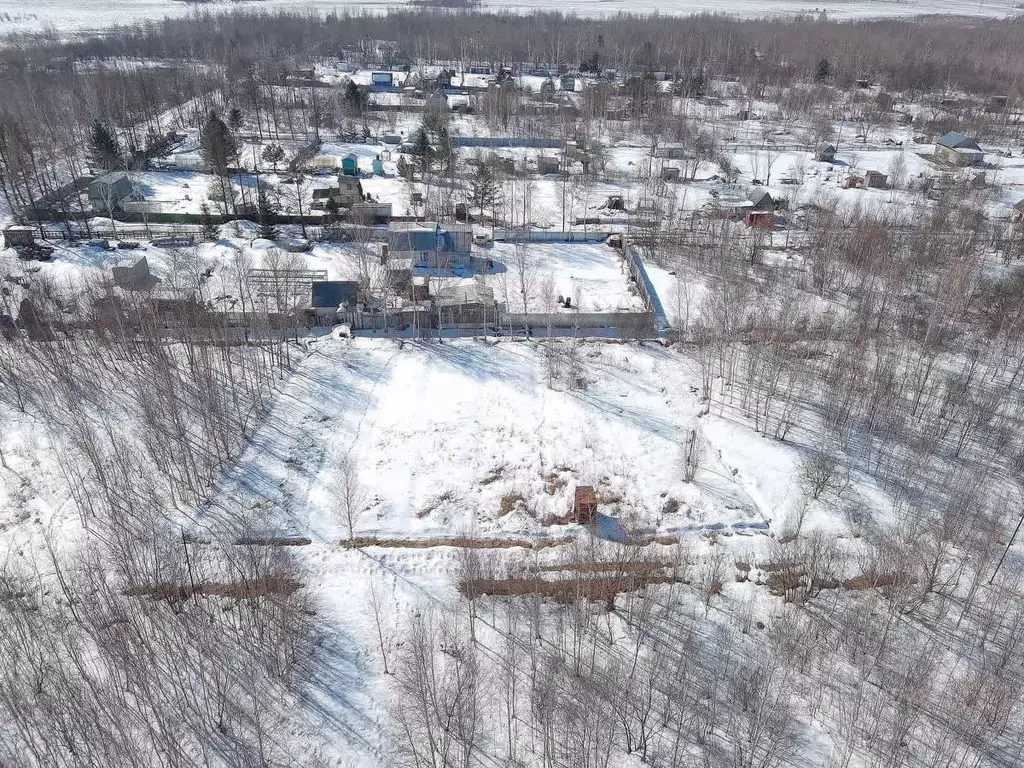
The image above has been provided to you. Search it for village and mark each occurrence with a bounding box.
[4,57,1022,343]
[3,11,1024,767]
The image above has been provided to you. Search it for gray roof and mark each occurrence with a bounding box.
[937,131,980,151]
[92,171,131,187]
[747,187,774,207]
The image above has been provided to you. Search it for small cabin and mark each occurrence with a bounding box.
[573,486,598,525]
[660,166,681,182]
[863,170,888,189]
[745,211,774,229]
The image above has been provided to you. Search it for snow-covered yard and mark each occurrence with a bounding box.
[487,242,646,313]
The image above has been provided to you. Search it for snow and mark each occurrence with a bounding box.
[487,242,646,313]
[0,0,1018,35]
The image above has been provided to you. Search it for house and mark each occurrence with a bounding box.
[843,175,865,189]
[89,171,136,213]
[388,221,473,268]
[309,280,360,325]
[660,166,681,182]
[863,170,888,189]
[815,142,837,163]
[935,132,985,167]
[341,153,360,177]
[111,256,161,291]
[338,176,364,205]
[560,74,578,92]
[572,486,597,524]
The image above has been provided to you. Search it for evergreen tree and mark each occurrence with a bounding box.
[470,161,497,219]
[540,77,556,101]
[410,126,433,175]
[200,202,219,241]
[256,182,279,241]
[89,120,122,169]
[343,80,364,113]
[261,144,285,172]
[435,124,454,175]
[815,57,831,82]
[228,107,244,131]
[199,111,238,174]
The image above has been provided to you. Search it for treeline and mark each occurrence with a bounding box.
[3,9,1023,95]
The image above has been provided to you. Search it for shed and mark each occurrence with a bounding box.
[310,280,360,325]
[815,142,837,163]
[935,132,984,167]
[745,211,774,229]
[111,256,161,291]
[3,226,35,248]
[660,166,681,182]
[573,486,598,525]
[341,153,360,177]
[372,157,385,175]
[863,170,888,189]
[560,74,578,92]
[537,156,561,175]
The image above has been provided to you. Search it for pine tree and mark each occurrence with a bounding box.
[89,121,122,169]
[470,162,497,218]
[435,124,453,175]
[200,111,238,174]
[256,182,278,241]
[228,108,244,131]
[343,80,364,113]
[200,202,219,241]
[815,58,831,82]
[261,144,285,172]
[410,126,433,175]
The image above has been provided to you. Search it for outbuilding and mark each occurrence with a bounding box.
[573,486,598,525]
[935,132,985,167]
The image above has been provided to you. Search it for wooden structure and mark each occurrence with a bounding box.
[3,226,35,247]
[863,170,888,189]
[573,486,598,525]
[745,211,774,229]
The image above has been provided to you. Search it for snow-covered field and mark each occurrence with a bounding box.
[0,0,1018,35]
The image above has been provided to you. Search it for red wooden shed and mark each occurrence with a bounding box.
[573,486,598,525]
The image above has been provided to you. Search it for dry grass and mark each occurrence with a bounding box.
[544,471,569,495]
[341,535,572,550]
[459,571,679,603]
[234,536,312,547]
[538,560,673,576]
[126,575,302,603]
[498,492,526,516]
[480,466,506,485]
[418,490,456,519]
[843,572,911,591]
